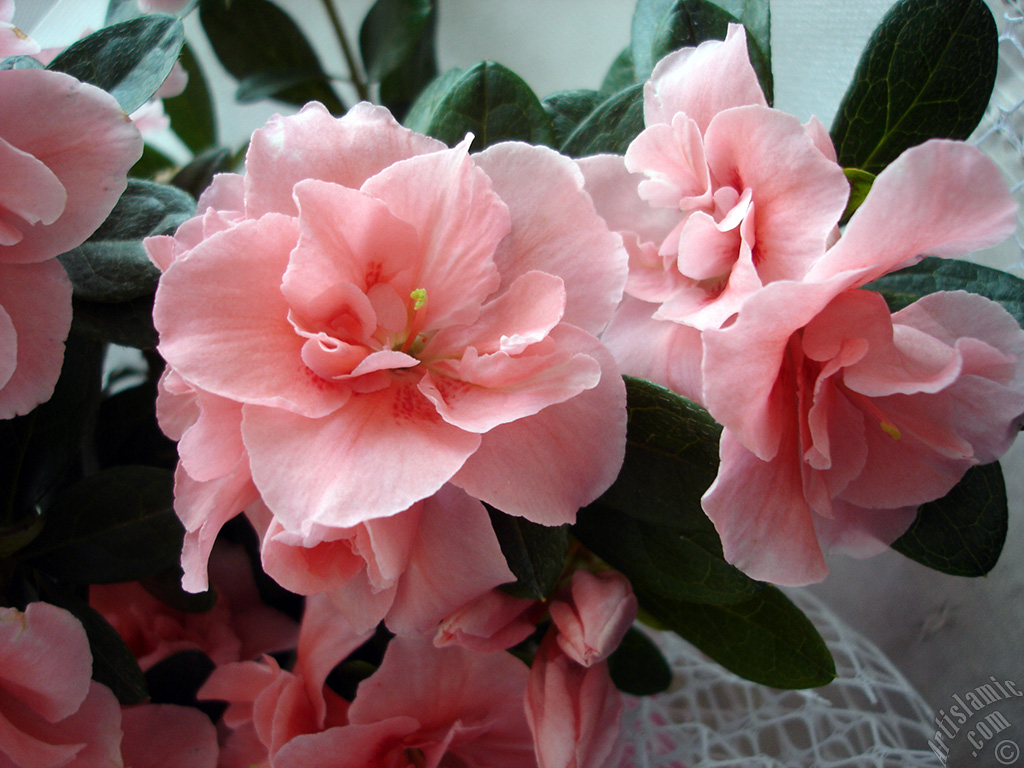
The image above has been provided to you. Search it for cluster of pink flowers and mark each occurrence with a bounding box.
[2,13,1023,768]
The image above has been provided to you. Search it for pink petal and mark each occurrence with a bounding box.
[702,429,829,585]
[475,142,629,335]
[360,139,507,330]
[0,260,71,419]
[0,69,142,264]
[0,135,66,240]
[120,704,219,768]
[453,325,626,525]
[435,589,541,653]
[244,101,445,218]
[386,486,515,634]
[0,21,39,59]
[549,570,637,667]
[812,500,918,560]
[242,383,481,534]
[644,24,766,132]
[626,113,711,210]
[155,214,350,418]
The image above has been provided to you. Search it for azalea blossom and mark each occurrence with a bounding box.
[0,67,141,418]
[700,141,1022,585]
[148,102,627,592]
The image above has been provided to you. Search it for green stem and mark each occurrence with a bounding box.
[322,0,370,102]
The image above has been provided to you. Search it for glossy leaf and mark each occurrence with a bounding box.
[639,586,836,689]
[58,180,194,304]
[199,0,344,113]
[560,83,644,157]
[488,506,568,600]
[47,15,185,114]
[359,0,435,81]
[892,462,1008,576]
[608,626,672,695]
[543,89,605,149]
[130,144,176,180]
[404,61,555,151]
[631,0,771,101]
[164,43,217,153]
[21,465,181,583]
[841,167,874,224]
[0,55,44,70]
[831,0,997,174]
[378,11,438,120]
[866,256,1024,326]
[600,47,637,95]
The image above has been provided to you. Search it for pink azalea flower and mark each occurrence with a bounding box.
[0,68,141,418]
[434,587,542,653]
[700,140,1022,585]
[148,102,627,590]
[0,602,123,767]
[89,542,298,670]
[548,569,637,667]
[273,635,537,768]
[526,630,624,768]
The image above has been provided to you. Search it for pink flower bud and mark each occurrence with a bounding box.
[548,569,637,667]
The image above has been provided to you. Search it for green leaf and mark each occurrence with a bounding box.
[865,256,1024,326]
[141,567,218,613]
[21,466,182,583]
[41,592,149,705]
[841,167,874,224]
[892,462,1008,576]
[0,55,45,70]
[560,83,644,157]
[199,0,344,113]
[608,626,673,695]
[573,378,763,605]
[170,146,235,199]
[359,0,434,82]
[58,179,195,303]
[47,15,185,114]
[707,0,772,103]
[145,650,215,708]
[488,506,568,600]
[378,12,438,121]
[543,89,605,149]
[402,61,555,151]
[831,0,998,174]
[130,144,176,179]
[639,586,836,689]
[71,294,159,349]
[164,43,217,153]
[600,47,637,95]
[106,0,142,25]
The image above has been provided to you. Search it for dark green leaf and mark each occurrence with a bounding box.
[359,0,434,81]
[841,167,874,224]
[58,179,194,303]
[145,650,215,707]
[43,593,149,704]
[561,83,644,157]
[47,15,185,114]
[199,0,344,113]
[831,0,997,174]
[0,514,45,558]
[488,506,568,600]
[600,47,637,95]
[404,66,463,131]
[141,567,218,613]
[892,462,1008,576]
[402,61,555,151]
[164,43,216,153]
[573,379,762,605]
[866,256,1024,326]
[543,89,605,149]
[0,55,45,70]
[0,335,105,522]
[608,626,672,695]
[96,380,178,471]
[22,466,181,583]
[170,146,234,199]
[130,144,176,179]
[708,0,772,103]
[71,294,159,349]
[106,0,141,24]
[378,12,438,121]
[233,69,327,103]
[639,586,836,689]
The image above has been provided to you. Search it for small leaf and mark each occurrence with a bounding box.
[831,0,998,174]
[164,43,217,153]
[71,294,159,349]
[487,506,568,600]
[57,179,195,303]
[608,626,672,695]
[865,256,1024,326]
[199,0,344,113]
[402,61,554,151]
[359,0,434,82]
[600,47,637,95]
[841,167,874,224]
[892,462,1008,576]
[542,89,605,149]
[47,15,185,114]
[0,55,45,70]
[21,466,181,583]
[639,586,836,689]
[560,83,644,157]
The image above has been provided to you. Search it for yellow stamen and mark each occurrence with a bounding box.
[410,288,427,311]
[880,421,901,440]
